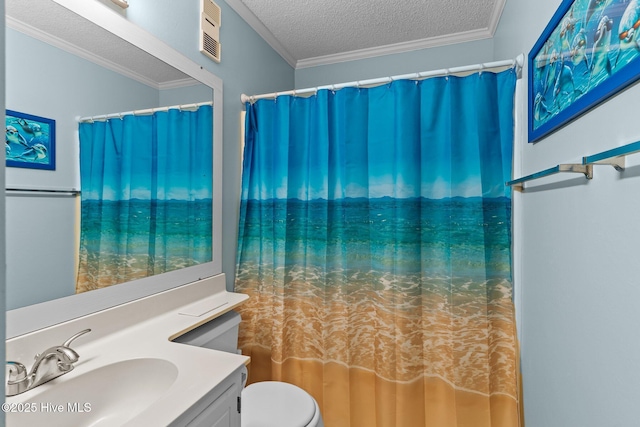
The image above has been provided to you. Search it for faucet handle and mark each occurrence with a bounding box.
[32,328,93,360]
[6,361,28,396]
[6,361,27,382]
[62,329,92,347]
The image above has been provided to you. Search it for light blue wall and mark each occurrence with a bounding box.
[494,1,640,426]
[159,83,212,106]
[124,0,295,290]
[294,39,495,88]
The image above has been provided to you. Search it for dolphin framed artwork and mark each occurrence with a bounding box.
[5,110,56,170]
[529,0,640,142]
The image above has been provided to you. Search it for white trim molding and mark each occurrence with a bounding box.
[226,0,507,70]
[296,28,494,69]
[488,0,508,38]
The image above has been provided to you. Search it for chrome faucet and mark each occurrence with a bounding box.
[6,329,91,396]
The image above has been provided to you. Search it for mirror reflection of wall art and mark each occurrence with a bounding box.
[5,109,56,170]
[529,0,640,142]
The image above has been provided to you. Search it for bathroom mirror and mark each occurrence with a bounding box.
[5,0,223,338]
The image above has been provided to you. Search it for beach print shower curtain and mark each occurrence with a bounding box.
[77,106,213,293]
[236,70,519,427]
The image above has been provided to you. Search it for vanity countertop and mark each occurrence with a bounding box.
[5,274,249,426]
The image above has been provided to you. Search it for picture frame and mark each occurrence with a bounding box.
[5,109,56,170]
[529,0,640,142]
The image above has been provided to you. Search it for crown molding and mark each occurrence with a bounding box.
[227,0,507,70]
[296,28,494,69]
[488,0,507,35]
[6,15,183,90]
[224,0,297,68]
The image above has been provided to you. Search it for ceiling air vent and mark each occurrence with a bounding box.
[200,0,221,63]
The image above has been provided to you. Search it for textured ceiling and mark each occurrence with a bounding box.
[6,0,192,88]
[6,0,508,75]
[227,0,507,68]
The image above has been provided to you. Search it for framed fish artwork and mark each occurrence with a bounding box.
[5,110,56,170]
[529,0,640,142]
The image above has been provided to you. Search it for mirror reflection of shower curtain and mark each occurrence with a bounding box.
[236,71,519,427]
[76,105,213,293]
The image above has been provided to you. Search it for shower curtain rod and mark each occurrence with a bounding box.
[78,101,213,123]
[241,54,524,103]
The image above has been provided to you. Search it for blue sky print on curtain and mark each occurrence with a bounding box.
[236,71,519,427]
[77,105,213,293]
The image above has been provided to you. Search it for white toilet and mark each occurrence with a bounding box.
[242,381,323,427]
[175,311,324,427]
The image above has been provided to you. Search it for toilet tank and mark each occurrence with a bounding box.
[174,310,241,353]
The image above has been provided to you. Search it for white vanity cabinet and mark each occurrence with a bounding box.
[169,365,244,427]
[170,310,246,426]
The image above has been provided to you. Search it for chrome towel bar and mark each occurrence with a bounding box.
[507,140,640,191]
[506,164,592,191]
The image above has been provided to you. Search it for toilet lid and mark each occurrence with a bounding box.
[242,381,316,427]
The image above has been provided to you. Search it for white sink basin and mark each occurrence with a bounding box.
[6,358,178,427]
